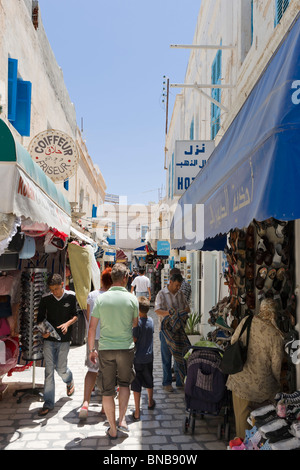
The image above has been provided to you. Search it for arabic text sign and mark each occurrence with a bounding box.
[28,130,78,182]
[157,240,170,256]
[174,140,215,196]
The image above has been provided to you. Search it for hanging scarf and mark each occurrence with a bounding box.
[161,309,191,383]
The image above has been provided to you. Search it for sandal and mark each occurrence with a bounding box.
[255,267,267,290]
[132,411,140,421]
[117,424,129,433]
[79,405,88,419]
[148,399,156,410]
[106,427,118,439]
[67,380,75,397]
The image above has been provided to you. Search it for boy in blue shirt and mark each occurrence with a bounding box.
[131,296,155,420]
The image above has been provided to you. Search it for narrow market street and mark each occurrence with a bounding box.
[0,310,227,451]
[1,0,300,455]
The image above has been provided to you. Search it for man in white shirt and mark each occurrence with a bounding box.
[131,268,151,301]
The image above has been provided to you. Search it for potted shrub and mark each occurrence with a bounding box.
[185,312,202,345]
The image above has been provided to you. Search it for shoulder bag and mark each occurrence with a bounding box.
[220,314,253,375]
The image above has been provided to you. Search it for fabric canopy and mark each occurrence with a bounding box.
[0,119,71,235]
[116,249,128,262]
[171,14,300,251]
[133,245,147,257]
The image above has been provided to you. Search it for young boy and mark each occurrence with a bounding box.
[37,274,78,416]
[131,296,155,420]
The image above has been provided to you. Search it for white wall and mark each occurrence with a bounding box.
[164,0,300,334]
[0,0,106,231]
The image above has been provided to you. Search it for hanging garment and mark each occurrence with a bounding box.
[161,309,191,384]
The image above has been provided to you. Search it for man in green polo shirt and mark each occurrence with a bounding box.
[88,263,139,439]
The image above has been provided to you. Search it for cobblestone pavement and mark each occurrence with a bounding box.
[0,310,229,451]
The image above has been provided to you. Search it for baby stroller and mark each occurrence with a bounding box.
[183,345,231,440]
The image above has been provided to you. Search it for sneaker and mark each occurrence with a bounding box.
[270,437,300,450]
[244,426,258,449]
[254,410,278,427]
[250,404,276,424]
[290,422,300,438]
[267,429,293,443]
[248,430,263,449]
[259,419,288,437]
[260,439,272,450]
[275,390,300,404]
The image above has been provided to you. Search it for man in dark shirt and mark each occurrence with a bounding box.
[37,273,78,415]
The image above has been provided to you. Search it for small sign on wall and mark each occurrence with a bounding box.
[174,140,215,196]
[28,129,78,182]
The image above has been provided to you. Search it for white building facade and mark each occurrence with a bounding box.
[165,0,300,338]
[0,0,106,242]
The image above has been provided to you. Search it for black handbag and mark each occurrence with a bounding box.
[220,315,253,375]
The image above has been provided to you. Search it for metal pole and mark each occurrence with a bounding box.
[165,77,169,136]
[171,83,234,89]
[164,77,170,170]
[170,44,235,50]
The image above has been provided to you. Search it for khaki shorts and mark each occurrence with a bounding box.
[98,348,135,396]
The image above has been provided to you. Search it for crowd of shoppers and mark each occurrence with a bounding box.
[36,265,285,442]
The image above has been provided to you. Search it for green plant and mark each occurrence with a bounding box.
[185,312,201,335]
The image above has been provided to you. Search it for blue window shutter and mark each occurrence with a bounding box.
[8,58,18,122]
[211,49,222,139]
[14,80,32,136]
[190,118,194,140]
[92,204,97,218]
[275,0,290,26]
[251,0,254,45]
[64,179,69,190]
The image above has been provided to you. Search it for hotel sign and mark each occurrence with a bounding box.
[174,140,215,196]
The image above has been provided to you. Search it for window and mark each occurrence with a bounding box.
[107,222,116,245]
[63,179,69,191]
[8,58,32,136]
[168,163,171,199]
[275,0,290,26]
[190,118,194,140]
[171,152,174,199]
[141,225,148,242]
[211,49,222,139]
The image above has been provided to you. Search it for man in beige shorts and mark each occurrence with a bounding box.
[88,264,139,439]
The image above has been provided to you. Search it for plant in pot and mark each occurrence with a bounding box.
[185,312,202,345]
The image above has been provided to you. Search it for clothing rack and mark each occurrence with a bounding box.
[13,268,48,403]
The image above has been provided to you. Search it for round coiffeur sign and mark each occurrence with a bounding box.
[28,130,78,182]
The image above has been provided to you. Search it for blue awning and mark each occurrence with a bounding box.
[133,244,147,257]
[171,14,300,251]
